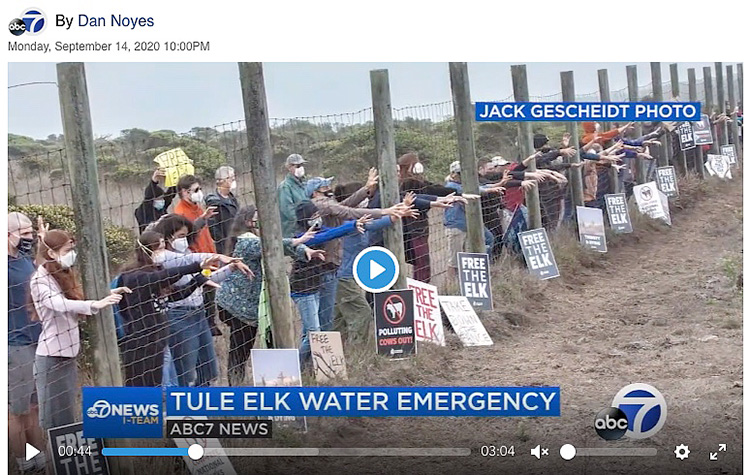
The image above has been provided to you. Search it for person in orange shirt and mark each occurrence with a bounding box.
[580,121,633,146]
[173,174,222,335]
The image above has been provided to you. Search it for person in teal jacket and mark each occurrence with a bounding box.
[278,154,309,238]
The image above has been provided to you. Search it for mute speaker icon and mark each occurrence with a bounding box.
[531,445,541,459]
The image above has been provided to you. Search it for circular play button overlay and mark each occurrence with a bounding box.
[352,246,399,293]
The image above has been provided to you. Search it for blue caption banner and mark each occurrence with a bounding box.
[83,387,163,438]
[475,102,701,122]
[166,387,561,417]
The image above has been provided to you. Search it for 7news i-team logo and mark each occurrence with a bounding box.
[9,8,46,36]
[83,387,164,438]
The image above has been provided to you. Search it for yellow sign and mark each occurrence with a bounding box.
[153,148,194,187]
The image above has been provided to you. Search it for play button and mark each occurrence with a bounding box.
[26,443,40,461]
[353,246,399,293]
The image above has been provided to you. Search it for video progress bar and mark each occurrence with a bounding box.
[206,448,472,457]
[577,448,657,457]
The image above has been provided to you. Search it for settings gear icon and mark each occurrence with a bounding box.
[674,444,690,460]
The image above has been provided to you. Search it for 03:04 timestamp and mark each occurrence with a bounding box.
[116,41,210,52]
[480,445,515,457]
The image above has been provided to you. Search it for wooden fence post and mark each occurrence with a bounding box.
[650,62,671,168]
[703,66,718,154]
[688,68,705,179]
[670,63,688,175]
[449,62,485,254]
[626,65,646,184]
[57,62,133,475]
[511,65,542,230]
[560,71,585,207]
[237,62,296,348]
[726,64,741,164]
[370,69,408,289]
[597,69,619,193]
[736,63,743,163]
[715,62,728,146]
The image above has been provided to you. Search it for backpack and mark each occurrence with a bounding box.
[110,275,126,340]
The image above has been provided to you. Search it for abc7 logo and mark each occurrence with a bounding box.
[594,407,629,440]
[9,9,46,36]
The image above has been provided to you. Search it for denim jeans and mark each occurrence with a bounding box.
[317,270,338,332]
[162,345,178,388]
[484,228,495,255]
[167,307,218,387]
[293,294,320,362]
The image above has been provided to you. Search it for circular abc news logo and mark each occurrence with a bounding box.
[594,407,629,440]
[9,8,46,36]
[595,383,667,440]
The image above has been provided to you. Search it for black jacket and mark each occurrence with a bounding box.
[135,180,176,234]
[204,190,239,255]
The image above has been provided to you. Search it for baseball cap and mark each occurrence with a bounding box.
[306,176,334,197]
[286,154,307,166]
[449,161,461,174]
[491,156,509,166]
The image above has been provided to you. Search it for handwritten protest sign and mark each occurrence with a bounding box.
[518,228,559,280]
[576,206,607,252]
[407,278,445,346]
[692,114,713,145]
[374,290,416,359]
[677,121,696,150]
[604,193,633,233]
[457,252,493,310]
[705,154,733,179]
[633,182,671,226]
[438,296,493,347]
[309,331,348,382]
[656,166,679,197]
[153,148,194,187]
[720,145,737,165]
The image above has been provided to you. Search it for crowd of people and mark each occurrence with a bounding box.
[7,112,741,472]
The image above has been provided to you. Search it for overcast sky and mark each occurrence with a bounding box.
[8,62,724,139]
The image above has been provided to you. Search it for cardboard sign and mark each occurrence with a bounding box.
[518,228,560,280]
[309,331,348,382]
[172,416,237,475]
[457,252,493,310]
[251,349,307,431]
[48,423,109,475]
[705,154,733,179]
[633,182,671,225]
[576,206,607,253]
[153,148,195,187]
[656,166,679,197]
[604,193,633,234]
[692,114,713,145]
[720,145,737,165]
[437,296,493,347]
[677,121,696,150]
[407,278,445,346]
[374,289,416,359]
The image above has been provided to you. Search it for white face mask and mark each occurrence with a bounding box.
[172,237,189,253]
[412,162,424,174]
[190,190,204,204]
[153,199,166,210]
[294,166,305,178]
[57,250,77,269]
[229,180,237,192]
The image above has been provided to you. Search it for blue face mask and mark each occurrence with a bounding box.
[153,199,166,210]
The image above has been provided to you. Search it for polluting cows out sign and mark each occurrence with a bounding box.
[437,296,493,347]
[374,290,416,359]
[518,229,559,280]
[604,193,633,233]
[48,423,109,475]
[656,166,679,197]
[309,331,348,382]
[677,121,696,150]
[457,252,493,310]
[633,182,671,225]
[407,278,445,347]
[720,145,737,165]
[576,206,607,252]
[692,114,713,145]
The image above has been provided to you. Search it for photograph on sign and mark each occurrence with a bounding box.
[172,415,237,475]
[720,145,737,165]
[251,349,307,432]
[518,228,560,280]
[576,206,607,252]
[655,166,679,198]
[437,296,493,347]
[407,278,446,346]
[604,193,633,234]
[456,252,493,310]
[633,182,671,226]
[47,422,109,475]
[677,121,696,150]
[374,289,416,359]
[309,331,348,382]
[692,113,713,145]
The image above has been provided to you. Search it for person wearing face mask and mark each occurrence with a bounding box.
[204,166,240,255]
[278,154,310,238]
[135,167,177,235]
[8,212,46,473]
[154,215,252,387]
[30,230,130,431]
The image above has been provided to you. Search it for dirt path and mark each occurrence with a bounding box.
[225,175,743,475]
